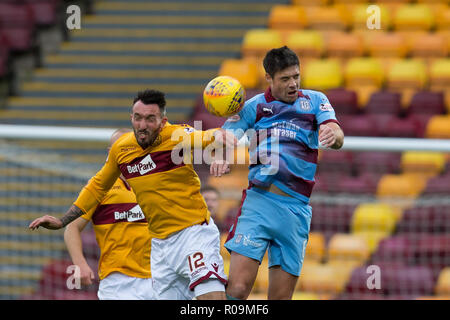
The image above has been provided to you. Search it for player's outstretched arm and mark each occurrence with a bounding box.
[319,122,344,150]
[28,205,85,230]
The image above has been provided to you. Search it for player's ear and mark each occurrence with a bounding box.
[265,73,272,84]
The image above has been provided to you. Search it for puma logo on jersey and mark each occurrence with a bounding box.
[126,154,156,175]
[263,107,273,114]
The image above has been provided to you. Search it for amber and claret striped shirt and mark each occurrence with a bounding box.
[81,177,151,280]
[74,123,218,239]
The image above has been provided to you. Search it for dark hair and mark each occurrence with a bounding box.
[200,185,220,196]
[263,46,299,78]
[133,89,166,116]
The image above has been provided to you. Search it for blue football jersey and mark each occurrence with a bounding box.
[222,88,339,203]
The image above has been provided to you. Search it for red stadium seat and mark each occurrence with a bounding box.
[422,173,450,196]
[383,265,435,297]
[396,205,449,234]
[325,88,359,115]
[309,203,357,241]
[364,91,402,115]
[24,0,60,27]
[317,150,354,176]
[0,3,36,52]
[334,173,380,195]
[370,235,415,265]
[383,115,425,138]
[407,91,446,116]
[353,151,401,175]
[338,114,379,137]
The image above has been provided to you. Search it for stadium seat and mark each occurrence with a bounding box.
[422,173,450,197]
[292,0,329,6]
[337,114,379,137]
[325,88,359,115]
[268,5,308,30]
[425,115,450,138]
[291,291,321,300]
[317,149,354,176]
[383,265,435,297]
[434,4,450,30]
[435,267,450,296]
[400,151,446,177]
[305,5,349,31]
[253,258,269,293]
[393,4,435,31]
[353,230,388,254]
[325,31,364,60]
[298,262,353,294]
[309,203,357,241]
[343,265,385,296]
[395,205,450,234]
[351,203,399,235]
[241,29,283,60]
[414,234,450,277]
[352,152,401,176]
[302,59,343,90]
[285,30,325,59]
[428,59,450,112]
[386,59,428,107]
[24,0,60,27]
[305,232,326,263]
[376,173,428,201]
[383,115,425,138]
[218,58,259,89]
[344,57,384,88]
[366,32,408,59]
[409,33,448,60]
[407,91,445,116]
[364,91,402,115]
[327,233,370,264]
[0,3,37,53]
[334,172,380,195]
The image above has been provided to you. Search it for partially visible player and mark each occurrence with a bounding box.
[64,128,153,300]
[29,89,237,300]
[214,46,344,300]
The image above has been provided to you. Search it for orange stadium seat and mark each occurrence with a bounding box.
[218,58,259,89]
[435,267,450,296]
[305,5,349,31]
[268,5,308,30]
[305,232,326,263]
[435,5,450,30]
[241,29,283,60]
[393,4,435,31]
[425,115,450,138]
[326,31,364,61]
[409,33,448,60]
[400,151,446,177]
[292,0,329,7]
[327,233,370,264]
[297,262,354,294]
[366,32,408,59]
[285,30,325,59]
[376,173,428,201]
[351,203,399,235]
[302,59,343,90]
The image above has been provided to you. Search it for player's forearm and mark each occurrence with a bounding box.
[60,205,85,228]
[64,222,88,266]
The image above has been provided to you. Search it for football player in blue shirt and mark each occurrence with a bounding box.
[213,46,344,300]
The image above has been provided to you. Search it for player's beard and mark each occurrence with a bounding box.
[134,124,162,150]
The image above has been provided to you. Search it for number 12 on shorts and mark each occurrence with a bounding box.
[188,252,205,272]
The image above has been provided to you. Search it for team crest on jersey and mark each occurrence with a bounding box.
[320,102,333,111]
[300,100,311,111]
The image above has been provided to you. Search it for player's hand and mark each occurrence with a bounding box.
[78,263,95,286]
[213,129,238,149]
[319,124,337,148]
[28,215,63,230]
[210,159,230,177]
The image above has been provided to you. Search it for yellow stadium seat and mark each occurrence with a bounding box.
[376,173,428,200]
[241,29,283,60]
[394,4,435,31]
[268,5,308,30]
[254,258,269,293]
[345,57,384,87]
[425,115,450,139]
[386,59,427,107]
[305,232,326,262]
[326,31,364,60]
[409,33,448,60]
[401,151,446,177]
[366,32,408,58]
[327,233,370,264]
[429,58,450,92]
[305,5,349,31]
[302,59,343,90]
[216,198,239,225]
[353,231,387,254]
[218,58,259,89]
[291,291,320,300]
[435,267,450,296]
[220,233,230,261]
[351,203,398,234]
[285,30,325,59]
[351,3,392,31]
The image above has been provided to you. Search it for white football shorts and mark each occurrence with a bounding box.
[97,272,155,300]
[151,218,227,299]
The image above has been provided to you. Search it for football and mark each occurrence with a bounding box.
[203,76,246,117]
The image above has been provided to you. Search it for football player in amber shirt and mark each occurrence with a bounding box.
[29,89,237,300]
[64,128,153,300]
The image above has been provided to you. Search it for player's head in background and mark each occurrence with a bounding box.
[200,185,220,219]
[131,89,168,149]
[263,46,300,104]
